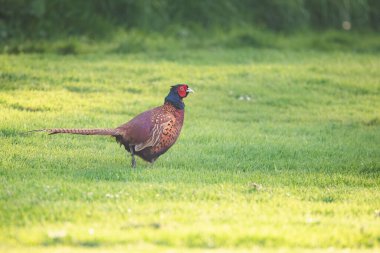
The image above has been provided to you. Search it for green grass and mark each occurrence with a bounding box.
[2,30,380,55]
[0,45,380,252]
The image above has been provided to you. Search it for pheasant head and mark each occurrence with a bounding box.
[165,84,194,109]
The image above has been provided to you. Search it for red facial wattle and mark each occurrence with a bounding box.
[177,85,188,98]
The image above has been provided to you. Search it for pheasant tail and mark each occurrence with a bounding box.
[32,128,118,136]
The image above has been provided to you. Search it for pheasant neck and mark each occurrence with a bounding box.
[164,94,184,110]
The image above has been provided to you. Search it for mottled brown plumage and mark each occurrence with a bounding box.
[33,84,193,167]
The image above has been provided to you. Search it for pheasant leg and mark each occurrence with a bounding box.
[129,145,136,168]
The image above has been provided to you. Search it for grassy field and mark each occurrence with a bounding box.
[0,46,380,252]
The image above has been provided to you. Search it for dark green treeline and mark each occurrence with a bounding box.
[0,0,379,39]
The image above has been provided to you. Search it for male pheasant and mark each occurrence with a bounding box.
[33,84,194,167]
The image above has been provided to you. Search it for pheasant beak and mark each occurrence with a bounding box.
[186,87,194,93]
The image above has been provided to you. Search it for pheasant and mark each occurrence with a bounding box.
[33,84,194,167]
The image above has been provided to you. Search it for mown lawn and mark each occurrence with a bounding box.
[0,48,379,252]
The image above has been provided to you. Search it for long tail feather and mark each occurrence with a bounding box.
[29,128,119,136]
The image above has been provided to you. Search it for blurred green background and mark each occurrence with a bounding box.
[0,0,380,45]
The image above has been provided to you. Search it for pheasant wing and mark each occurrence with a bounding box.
[134,112,176,152]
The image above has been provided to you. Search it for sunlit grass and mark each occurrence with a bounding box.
[0,47,379,252]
